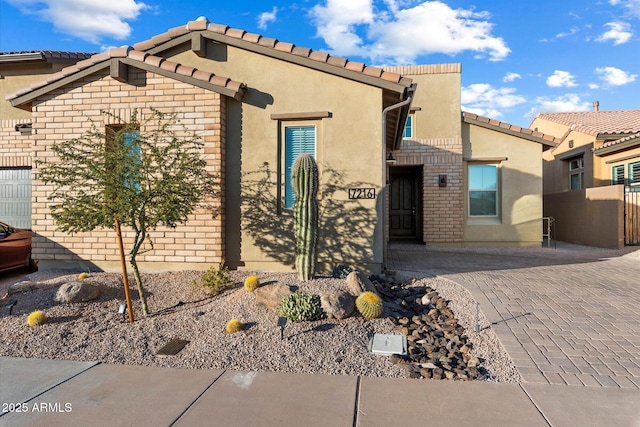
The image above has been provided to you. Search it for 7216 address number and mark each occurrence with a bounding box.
[348,188,376,199]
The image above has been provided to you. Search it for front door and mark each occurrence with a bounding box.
[389,167,421,239]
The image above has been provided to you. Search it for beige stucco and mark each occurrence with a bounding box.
[171,43,386,273]
[462,123,544,246]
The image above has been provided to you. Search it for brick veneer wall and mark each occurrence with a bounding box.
[0,119,33,168]
[395,137,464,243]
[30,69,225,267]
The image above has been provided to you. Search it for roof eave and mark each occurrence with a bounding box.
[593,138,640,156]
[463,115,557,148]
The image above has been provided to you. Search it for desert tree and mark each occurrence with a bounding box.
[38,108,218,316]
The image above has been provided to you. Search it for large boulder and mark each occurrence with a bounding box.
[319,292,355,320]
[345,271,379,297]
[55,281,101,304]
[254,282,291,312]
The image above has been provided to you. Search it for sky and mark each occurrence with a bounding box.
[1,0,638,128]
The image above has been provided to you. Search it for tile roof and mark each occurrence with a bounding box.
[593,132,640,153]
[462,112,559,146]
[7,17,412,105]
[0,51,95,62]
[534,110,640,137]
[6,47,245,102]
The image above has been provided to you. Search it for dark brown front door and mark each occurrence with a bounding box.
[389,167,421,239]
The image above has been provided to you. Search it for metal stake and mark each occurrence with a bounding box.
[475,302,480,333]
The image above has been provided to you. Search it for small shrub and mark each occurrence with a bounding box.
[78,272,89,280]
[279,292,325,323]
[194,261,233,297]
[332,264,353,279]
[226,319,244,334]
[27,310,48,327]
[244,276,260,292]
[356,291,384,319]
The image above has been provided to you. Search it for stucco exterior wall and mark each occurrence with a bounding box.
[595,146,640,186]
[171,44,386,273]
[29,69,225,271]
[543,185,624,249]
[462,123,544,246]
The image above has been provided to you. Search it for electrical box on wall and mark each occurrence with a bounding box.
[439,174,447,187]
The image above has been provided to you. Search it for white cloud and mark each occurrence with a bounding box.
[5,0,148,43]
[589,83,600,89]
[596,22,633,45]
[503,72,521,82]
[546,70,578,88]
[257,7,278,30]
[310,0,510,64]
[461,84,526,119]
[610,0,640,19]
[540,26,579,42]
[594,66,638,85]
[525,94,591,119]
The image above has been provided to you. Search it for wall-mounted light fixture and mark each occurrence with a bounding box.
[439,174,447,187]
[386,152,397,165]
[15,123,32,135]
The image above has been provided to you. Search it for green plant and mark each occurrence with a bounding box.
[356,291,384,319]
[225,319,244,333]
[292,154,319,281]
[279,292,325,323]
[27,310,48,327]
[244,276,260,292]
[194,261,233,297]
[332,264,353,279]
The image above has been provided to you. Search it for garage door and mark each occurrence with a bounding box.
[0,168,32,229]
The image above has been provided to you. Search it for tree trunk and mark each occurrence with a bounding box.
[129,256,149,316]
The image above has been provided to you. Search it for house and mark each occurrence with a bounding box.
[530,107,640,247]
[3,18,556,274]
[1,51,94,229]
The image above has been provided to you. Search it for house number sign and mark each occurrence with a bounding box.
[348,188,376,199]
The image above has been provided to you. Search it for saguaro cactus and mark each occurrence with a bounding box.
[292,154,319,281]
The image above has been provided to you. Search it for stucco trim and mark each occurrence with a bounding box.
[270,111,332,120]
[604,153,640,164]
[463,157,508,162]
[559,151,586,161]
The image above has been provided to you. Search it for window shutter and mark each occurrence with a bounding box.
[612,165,625,185]
[285,126,316,208]
[630,162,640,186]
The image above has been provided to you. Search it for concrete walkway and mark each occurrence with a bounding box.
[388,242,640,389]
[2,356,639,426]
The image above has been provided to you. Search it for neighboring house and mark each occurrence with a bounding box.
[3,18,555,274]
[0,51,94,229]
[530,107,640,247]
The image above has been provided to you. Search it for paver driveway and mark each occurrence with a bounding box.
[387,243,640,388]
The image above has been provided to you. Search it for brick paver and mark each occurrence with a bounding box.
[388,243,640,388]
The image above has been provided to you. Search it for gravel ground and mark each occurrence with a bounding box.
[0,269,520,382]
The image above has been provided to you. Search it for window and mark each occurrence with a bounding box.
[630,161,640,186]
[568,156,584,190]
[612,165,625,185]
[468,164,497,216]
[284,126,316,208]
[403,114,414,139]
[106,125,141,192]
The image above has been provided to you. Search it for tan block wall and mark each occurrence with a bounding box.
[395,137,464,243]
[0,119,33,167]
[30,69,224,270]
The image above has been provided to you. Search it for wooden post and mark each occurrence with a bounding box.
[115,218,135,323]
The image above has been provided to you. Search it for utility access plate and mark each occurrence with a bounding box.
[370,334,407,356]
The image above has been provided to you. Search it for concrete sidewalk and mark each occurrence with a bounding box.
[2,357,639,426]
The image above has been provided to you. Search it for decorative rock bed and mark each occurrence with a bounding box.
[371,274,487,380]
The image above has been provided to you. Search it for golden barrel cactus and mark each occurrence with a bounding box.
[27,310,48,327]
[225,319,244,334]
[244,276,260,292]
[355,292,384,319]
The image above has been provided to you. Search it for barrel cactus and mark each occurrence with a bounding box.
[279,292,325,322]
[226,319,244,334]
[244,276,260,292]
[292,154,319,281]
[27,310,48,327]
[356,292,384,319]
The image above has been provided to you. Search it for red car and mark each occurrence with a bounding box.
[0,222,37,273]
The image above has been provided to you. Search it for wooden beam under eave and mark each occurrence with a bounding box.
[110,58,128,83]
[192,33,207,57]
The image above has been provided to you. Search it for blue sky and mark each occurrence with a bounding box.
[1,0,638,127]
